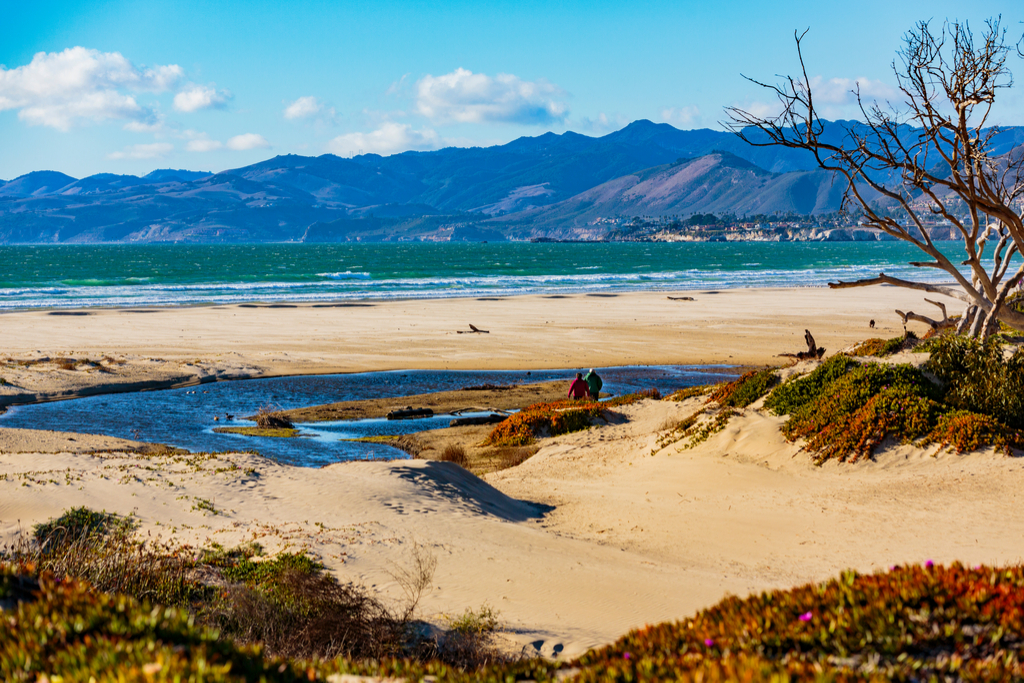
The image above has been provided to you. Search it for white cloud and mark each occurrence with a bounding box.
[186,138,223,152]
[327,122,441,156]
[226,133,270,150]
[123,119,165,133]
[660,106,701,128]
[807,76,896,106]
[0,46,182,130]
[415,68,567,125]
[284,96,321,120]
[107,142,174,160]
[173,84,230,112]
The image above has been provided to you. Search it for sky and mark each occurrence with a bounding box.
[1,0,1022,180]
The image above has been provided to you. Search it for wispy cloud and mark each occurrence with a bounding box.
[0,47,183,131]
[807,76,895,106]
[107,142,174,160]
[415,68,568,125]
[660,106,701,128]
[185,138,222,152]
[173,84,231,112]
[328,122,441,156]
[226,133,270,150]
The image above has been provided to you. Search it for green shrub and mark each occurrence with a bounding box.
[763,354,858,415]
[32,506,123,549]
[707,368,778,408]
[926,334,1024,429]
[850,334,912,357]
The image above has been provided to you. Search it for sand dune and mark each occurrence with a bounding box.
[3,393,1022,658]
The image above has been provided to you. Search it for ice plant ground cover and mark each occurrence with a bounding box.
[485,400,609,447]
[692,337,1024,464]
[5,561,1024,681]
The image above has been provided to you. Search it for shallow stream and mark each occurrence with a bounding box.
[0,366,737,467]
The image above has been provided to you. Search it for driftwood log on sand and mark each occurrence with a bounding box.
[778,329,826,361]
[667,296,695,301]
[457,324,490,334]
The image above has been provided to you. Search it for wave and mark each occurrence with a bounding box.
[317,271,372,280]
[0,243,979,310]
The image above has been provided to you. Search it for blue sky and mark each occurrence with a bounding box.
[1,0,1021,180]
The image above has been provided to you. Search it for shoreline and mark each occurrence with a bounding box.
[0,286,958,411]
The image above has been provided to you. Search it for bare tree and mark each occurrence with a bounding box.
[725,18,1024,337]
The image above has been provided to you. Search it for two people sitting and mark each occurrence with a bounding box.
[568,369,603,401]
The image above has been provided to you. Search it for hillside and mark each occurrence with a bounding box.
[0,119,1020,243]
[485,152,849,239]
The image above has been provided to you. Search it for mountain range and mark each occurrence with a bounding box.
[2,120,1021,243]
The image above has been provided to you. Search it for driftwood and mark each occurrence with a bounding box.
[386,407,434,420]
[667,296,695,301]
[457,324,490,334]
[894,298,956,333]
[449,414,507,427]
[778,329,826,361]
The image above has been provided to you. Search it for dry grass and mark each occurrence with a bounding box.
[4,507,508,669]
[439,443,469,467]
[493,445,539,470]
[255,405,294,430]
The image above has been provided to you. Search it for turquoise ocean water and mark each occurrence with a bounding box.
[0,241,977,309]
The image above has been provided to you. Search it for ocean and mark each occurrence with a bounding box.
[0,241,973,309]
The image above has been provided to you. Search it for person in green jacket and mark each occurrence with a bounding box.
[584,368,603,401]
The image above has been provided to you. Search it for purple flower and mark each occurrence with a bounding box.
[704,638,715,647]
[799,611,813,622]
[623,652,631,660]
[925,560,934,569]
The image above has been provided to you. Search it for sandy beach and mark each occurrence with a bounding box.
[1,286,957,408]
[5,284,1017,660]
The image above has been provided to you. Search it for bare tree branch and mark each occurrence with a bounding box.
[724,17,1024,337]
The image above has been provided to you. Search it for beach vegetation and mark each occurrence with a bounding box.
[440,443,469,467]
[925,334,1024,429]
[604,387,662,406]
[665,384,716,401]
[493,445,539,470]
[254,405,294,430]
[213,426,301,438]
[485,400,607,447]
[849,332,917,357]
[727,18,1024,338]
[707,367,778,408]
[7,558,1024,680]
[4,511,508,669]
[763,354,858,415]
[766,354,1024,463]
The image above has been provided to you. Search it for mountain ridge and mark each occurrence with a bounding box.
[0,120,1019,243]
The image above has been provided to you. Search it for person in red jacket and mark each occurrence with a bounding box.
[568,372,590,400]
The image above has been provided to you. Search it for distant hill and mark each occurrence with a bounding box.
[0,119,1021,243]
[143,169,213,183]
[484,152,851,239]
[0,171,77,197]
